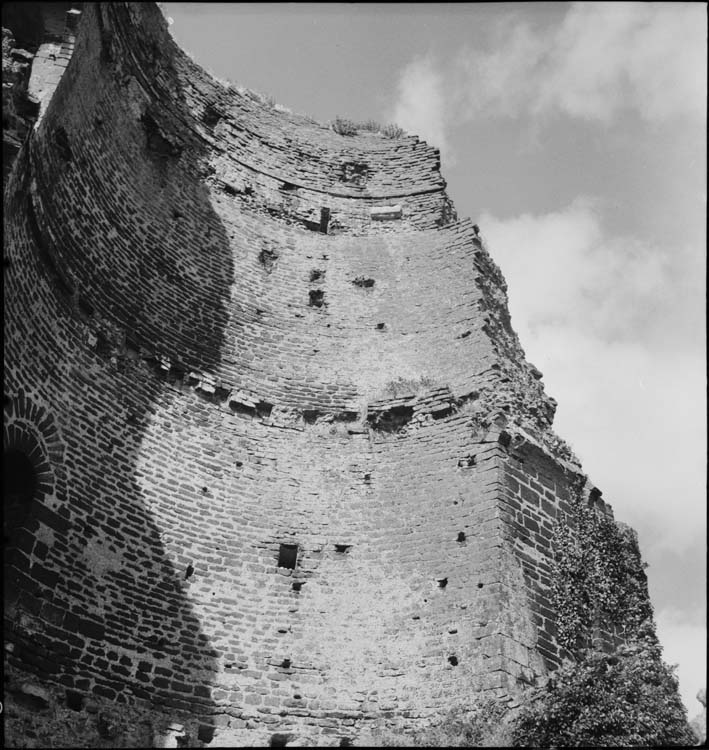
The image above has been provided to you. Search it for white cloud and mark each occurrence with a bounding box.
[538,3,707,123]
[454,21,547,120]
[479,198,704,350]
[388,55,454,164]
[480,201,706,550]
[391,3,707,149]
[481,200,706,717]
[656,607,708,714]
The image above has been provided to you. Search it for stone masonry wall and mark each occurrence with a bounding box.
[3,3,653,747]
[497,432,622,675]
[2,4,80,189]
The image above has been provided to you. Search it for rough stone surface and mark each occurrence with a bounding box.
[2,3,77,189]
[3,2,662,747]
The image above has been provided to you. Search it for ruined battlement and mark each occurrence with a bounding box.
[4,4,653,747]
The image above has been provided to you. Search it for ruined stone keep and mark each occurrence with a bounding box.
[3,3,659,746]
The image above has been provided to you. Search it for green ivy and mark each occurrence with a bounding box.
[551,499,653,654]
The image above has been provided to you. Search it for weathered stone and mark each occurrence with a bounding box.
[97,710,122,739]
[16,682,51,709]
[370,205,402,220]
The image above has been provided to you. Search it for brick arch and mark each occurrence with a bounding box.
[4,424,48,545]
[3,392,70,621]
[3,390,67,508]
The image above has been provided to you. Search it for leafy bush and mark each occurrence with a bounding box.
[510,637,696,747]
[373,641,694,746]
[371,494,692,747]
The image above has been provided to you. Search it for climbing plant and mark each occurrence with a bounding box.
[375,496,695,747]
[551,498,653,654]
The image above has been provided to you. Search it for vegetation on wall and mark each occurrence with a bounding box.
[376,498,695,747]
[512,495,693,746]
[511,497,695,745]
[332,116,405,138]
[551,497,653,654]
[379,638,695,747]
[510,636,697,747]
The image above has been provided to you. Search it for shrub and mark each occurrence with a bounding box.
[510,638,696,747]
[369,639,694,747]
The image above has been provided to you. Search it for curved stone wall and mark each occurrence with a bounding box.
[4,3,628,747]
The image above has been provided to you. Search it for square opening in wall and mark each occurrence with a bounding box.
[278,543,298,570]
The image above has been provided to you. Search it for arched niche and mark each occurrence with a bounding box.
[3,420,55,544]
[3,393,65,552]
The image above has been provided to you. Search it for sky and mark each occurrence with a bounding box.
[163,2,706,715]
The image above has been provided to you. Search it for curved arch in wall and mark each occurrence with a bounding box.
[3,392,67,601]
[4,430,45,544]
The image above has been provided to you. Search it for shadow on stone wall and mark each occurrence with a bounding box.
[4,3,236,744]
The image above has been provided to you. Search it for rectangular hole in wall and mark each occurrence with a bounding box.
[319,207,331,234]
[78,296,94,318]
[278,543,298,570]
[333,411,358,423]
[229,399,256,417]
[303,410,320,424]
[309,268,324,282]
[309,289,325,308]
[256,401,273,418]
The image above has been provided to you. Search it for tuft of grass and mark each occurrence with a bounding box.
[381,123,405,138]
[332,116,359,136]
[332,116,406,138]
